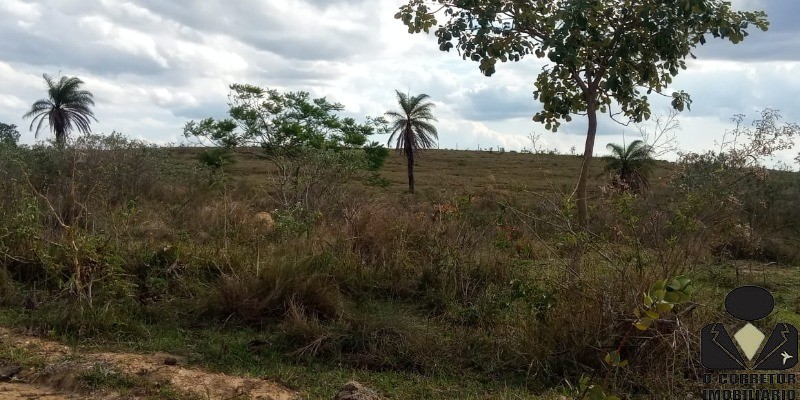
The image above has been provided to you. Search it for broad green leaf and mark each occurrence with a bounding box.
[650,280,666,293]
[664,292,681,303]
[634,317,653,331]
[666,279,682,291]
[655,302,674,313]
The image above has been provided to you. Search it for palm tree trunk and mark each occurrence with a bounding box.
[406,147,415,194]
[55,127,66,149]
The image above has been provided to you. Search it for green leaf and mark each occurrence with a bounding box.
[634,317,653,331]
[650,280,666,292]
[666,279,682,291]
[664,292,681,303]
[655,302,674,313]
[588,385,606,400]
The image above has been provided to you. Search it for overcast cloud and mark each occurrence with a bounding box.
[0,0,798,166]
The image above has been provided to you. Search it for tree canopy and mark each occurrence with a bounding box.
[23,74,97,147]
[184,84,387,158]
[0,122,20,147]
[396,0,768,226]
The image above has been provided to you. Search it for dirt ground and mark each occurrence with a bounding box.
[0,328,296,400]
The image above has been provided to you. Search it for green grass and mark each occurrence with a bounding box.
[10,260,800,399]
[695,261,800,331]
[0,302,547,399]
[0,339,45,370]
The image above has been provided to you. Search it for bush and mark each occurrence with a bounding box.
[210,251,344,326]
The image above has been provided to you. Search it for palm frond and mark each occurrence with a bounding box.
[23,74,96,144]
[604,140,655,193]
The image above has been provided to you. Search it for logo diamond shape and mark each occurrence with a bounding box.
[734,323,765,361]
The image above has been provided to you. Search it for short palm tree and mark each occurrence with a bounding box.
[23,74,97,147]
[604,140,655,193]
[386,90,438,194]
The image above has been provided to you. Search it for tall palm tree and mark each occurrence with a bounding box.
[23,74,97,147]
[386,90,438,194]
[604,140,655,193]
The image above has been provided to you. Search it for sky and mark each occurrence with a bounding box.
[0,0,799,166]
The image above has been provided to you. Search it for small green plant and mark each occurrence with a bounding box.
[586,276,695,399]
[364,141,389,171]
[197,147,235,173]
[632,276,694,331]
[578,376,621,400]
[273,204,320,237]
[366,172,391,188]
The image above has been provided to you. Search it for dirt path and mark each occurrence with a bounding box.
[0,328,296,400]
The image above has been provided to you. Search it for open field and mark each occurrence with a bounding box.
[170,147,675,199]
[1,143,799,399]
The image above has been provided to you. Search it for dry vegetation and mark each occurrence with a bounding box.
[1,134,799,399]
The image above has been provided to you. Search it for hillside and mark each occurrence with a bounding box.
[171,147,675,197]
[1,142,798,399]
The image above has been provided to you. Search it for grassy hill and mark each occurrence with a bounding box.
[1,142,798,399]
[171,147,676,199]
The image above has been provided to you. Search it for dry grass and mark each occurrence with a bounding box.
[169,147,675,202]
[1,140,797,399]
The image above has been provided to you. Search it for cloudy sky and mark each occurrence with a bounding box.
[1,0,798,165]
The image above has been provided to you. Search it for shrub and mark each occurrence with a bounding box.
[210,252,344,326]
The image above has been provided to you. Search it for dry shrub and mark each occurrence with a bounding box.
[0,269,18,306]
[212,253,344,326]
[343,196,430,265]
[279,311,442,373]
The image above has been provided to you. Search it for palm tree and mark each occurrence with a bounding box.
[604,140,655,193]
[386,90,438,194]
[23,74,97,147]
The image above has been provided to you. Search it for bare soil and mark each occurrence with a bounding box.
[0,328,296,400]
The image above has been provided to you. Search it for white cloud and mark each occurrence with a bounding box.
[0,0,795,169]
[0,0,41,21]
[78,15,168,68]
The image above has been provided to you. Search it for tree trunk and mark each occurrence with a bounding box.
[406,147,415,194]
[56,128,66,149]
[575,100,598,227]
[569,97,598,281]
